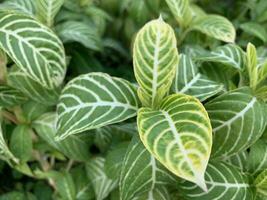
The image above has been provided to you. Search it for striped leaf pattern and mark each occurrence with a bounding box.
[195,44,246,70]
[33,113,91,161]
[255,168,267,199]
[179,162,253,200]
[224,150,248,172]
[206,87,267,158]
[56,72,140,140]
[8,66,60,105]
[133,17,179,108]
[192,15,236,43]
[137,93,212,190]
[132,186,171,200]
[0,0,35,16]
[170,54,223,101]
[86,157,118,200]
[120,137,176,200]
[248,139,267,176]
[56,21,102,51]
[165,0,192,27]
[0,11,66,89]
[36,0,64,27]
[0,85,27,107]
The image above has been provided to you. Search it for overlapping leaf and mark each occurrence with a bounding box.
[120,137,176,200]
[206,87,267,158]
[133,17,179,108]
[170,54,223,101]
[0,85,27,107]
[36,0,64,27]
[33,112,91,161]
[254,168,267,199]
[56,21,102,51]
[0,0,36,16]
[56,72,140,140]
[179,162,253,200]
[0,11,66,89]
[132,186,171,200]
[191,15,236,43]
[240,22,267,43]
[86,157,118,200]
[137,93,212,190]
[224,150,248,172]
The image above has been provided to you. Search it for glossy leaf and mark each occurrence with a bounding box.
[0,0,36,16]
[56,72,140,140]
[191,15,236,43]
[56,21,102,51]
[137,93,212,190]
[170,54,223,101]
[0,11,66,89]
[206,87,267,158]
[133,17,179,108]
[33,113,91,161]
[86,157,117,200]
[120,137,176,200]
[179,162,253,200]
[36,0,64,27]
[0,85,27,107]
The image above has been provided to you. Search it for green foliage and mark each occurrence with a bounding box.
[1,0,267,199]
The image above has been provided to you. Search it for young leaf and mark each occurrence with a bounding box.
[33,113,91,161]
[0,85,28,107]
[179,162,253,200]
[56,21,102,51]
[137,93,212,190]
[86,157,118,200]
[191,15,236,43]
[206,87,267,158]
[56,72,140,140]
[254,168,267,199]
[0,11,66,89]
[133,17,179,108]
[246,43,258,89]
[195,44,246,70]
[170,54,223,101]
[0,0,36,16]
[165,0,192,27]
[120,137,176,200]
[10,125,32,162]
[240,22,267,43]
[55,172,76,200]
[36,0,64,27]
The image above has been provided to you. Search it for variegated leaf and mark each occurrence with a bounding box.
[195,44,246,70]
[86,157,118,200]
[254,168,267,199]
[56,21,102,51]
[33,112,91,161]
[179,162,253,200]
[240,22,267,43]
[0,0,36,16]
[120,137,176,200]
[0,11,66,89]
[170,54,223,101]
[0,85,27,107]
[191,15,236,43]
[165,0,192,27]
[133,17,179,108]
[56,72,140,140]
[8,65,60,105]
[224,150,248,172]
[248,139,267,176]
[137,93,212,190]
[206,87,267,158]
[133,186,171,200]
[36,0,64,27]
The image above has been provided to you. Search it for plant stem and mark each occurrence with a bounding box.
[0,50,7,84]
[13,106,27,124]
[1,110,18,124]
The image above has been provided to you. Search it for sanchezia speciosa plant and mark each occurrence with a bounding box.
[1,0,267,199]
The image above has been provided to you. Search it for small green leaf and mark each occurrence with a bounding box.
[206,87,267,158]
[191,15,236,43]
[0,85,28,108]
[56,72,140,140]
[165,0,192,27]
[10,125,32,162]
[133,17,179,108]
[180,162,253,200]
[246,43,258,89]
[36,0,64,27]
[170,54,223,101]
[137,93,212,190]
[56,21,102,51]
[55,172,76,200]
[120,137,176,200]
[86,157,118,200]
[240,22,267,43]
[0,11,66,89]
[254,168,267,199]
